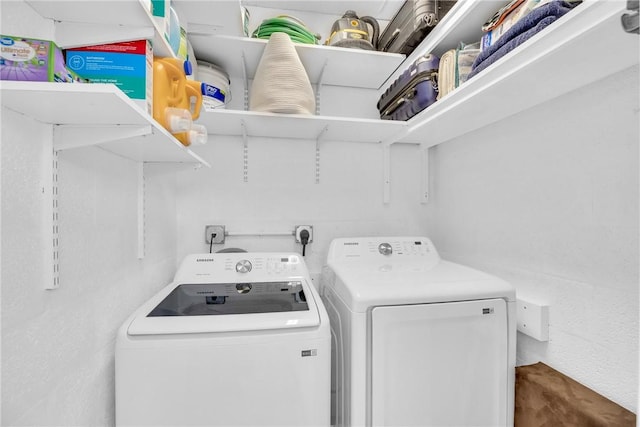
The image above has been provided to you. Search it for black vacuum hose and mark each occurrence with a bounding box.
[361,16,380,50]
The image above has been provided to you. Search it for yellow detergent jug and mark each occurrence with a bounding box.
[173,80,205,146]
[185,79,203,120]
[153,57,192,133]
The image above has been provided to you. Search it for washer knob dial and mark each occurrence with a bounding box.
[378,243,393,256]
[235,259,252,273]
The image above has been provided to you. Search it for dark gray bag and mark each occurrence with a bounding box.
[379,0,457,55]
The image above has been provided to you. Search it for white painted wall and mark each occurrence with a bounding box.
[1,109,179,426]
[175,137,429,280]
[2,0,637,422]
[426,65,639,412]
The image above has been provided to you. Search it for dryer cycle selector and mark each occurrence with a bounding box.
[235,260,252,273]
[378,243,393,255]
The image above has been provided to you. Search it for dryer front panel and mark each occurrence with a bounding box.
[370,298,509,426]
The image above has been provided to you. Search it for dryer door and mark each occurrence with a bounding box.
[370,298,508,426]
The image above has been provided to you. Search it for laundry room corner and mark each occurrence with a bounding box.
[1,108,181,425]
[424,65,639,412]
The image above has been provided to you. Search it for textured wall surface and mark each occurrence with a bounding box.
[175,139,429,278]
[426,65,639,412]
[1,109,178,426]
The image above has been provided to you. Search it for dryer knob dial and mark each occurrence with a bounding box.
[236,283,252,294]
[378,243,393,255]
[235,259,252,273]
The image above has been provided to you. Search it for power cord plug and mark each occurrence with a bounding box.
[209,233,216,253]
[300,229,310,256]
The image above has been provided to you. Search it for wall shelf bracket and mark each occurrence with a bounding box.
[420,146,430,204]
[241,52,249,111]
[53,124,152,150]
[241,119,249,182]
[315,125,329,184]
[383,143,391,204]
[42,131,60,290]
[315,59,328,115]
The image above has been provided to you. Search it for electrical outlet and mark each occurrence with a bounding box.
[295,225,313,243]
[205,225,225,244]
[516,298,549,341]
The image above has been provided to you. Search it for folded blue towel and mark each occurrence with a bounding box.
[468,1,579,79]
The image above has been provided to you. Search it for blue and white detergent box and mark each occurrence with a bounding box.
[65,40,153,114]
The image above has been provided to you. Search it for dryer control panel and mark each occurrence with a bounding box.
[327,237,441,266]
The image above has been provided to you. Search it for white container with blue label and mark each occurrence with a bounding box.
[196,60,230,111]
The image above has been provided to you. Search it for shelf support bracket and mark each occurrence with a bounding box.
[53,124,152,150]
[315,125,329,184]
[51,149,60,289]
[241,119,249,182]
[315,59,328,115]
[241,52,249,111]
[41,126,60,290]
[421,146,430,204]
[42,142,60,290]
[383,143,391,204]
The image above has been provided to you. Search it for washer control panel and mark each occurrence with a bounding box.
[224,254,301,275]
[175,253,308,284]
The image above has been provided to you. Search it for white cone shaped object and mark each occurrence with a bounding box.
[250,32,316,114]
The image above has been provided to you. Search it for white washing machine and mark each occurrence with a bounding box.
[116,252,330,426]
[320,237,516,427]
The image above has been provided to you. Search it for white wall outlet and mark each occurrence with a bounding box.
[295,225,313,243]
[517,298,550,341]
[205,225,225,244]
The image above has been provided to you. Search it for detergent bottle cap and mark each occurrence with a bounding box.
[183,60,193,76]
[165,107,193,133]
[189,124,208,145]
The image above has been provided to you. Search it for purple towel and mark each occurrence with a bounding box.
[468,1,580,79]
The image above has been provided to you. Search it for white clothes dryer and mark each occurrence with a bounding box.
[116,252,330,426]
[320,237,516,427]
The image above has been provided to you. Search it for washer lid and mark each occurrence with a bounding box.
[127,280,321,335]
